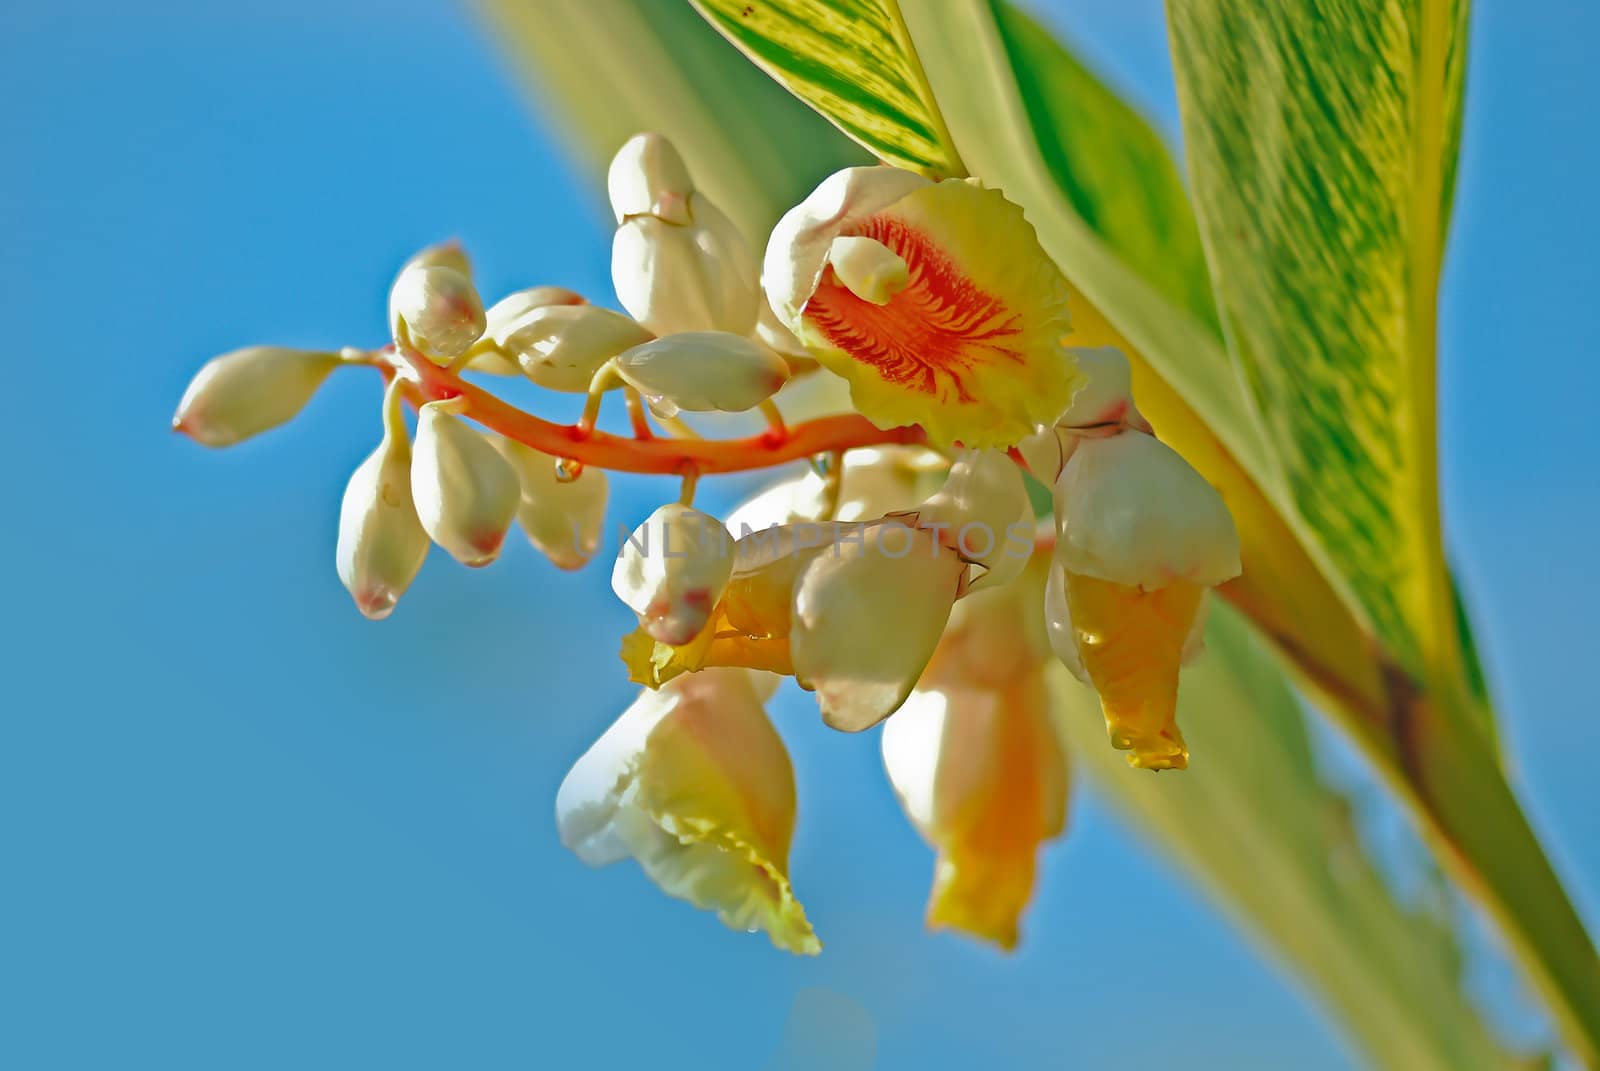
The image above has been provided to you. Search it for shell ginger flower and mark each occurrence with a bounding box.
[764,166,1083,447]
[555,668,818,955]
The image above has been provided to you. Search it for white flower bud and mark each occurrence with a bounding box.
[173,346,341,447]
[612,199,760,337]
[499,305,653,393]
[827,235,910,305]
[612,331,788,414]
[410,402,520,567]
[472,285,589,375]
[335,387,429,620]
[895,449,1033,590]
[607,132,695,225]
[389,261,486,361]
[1052,431,1240,590]
[1054,347,1148,431]
[494,437,609,570]
[404,240,473,277]
[612,503,734,646]
[484,286,586,345]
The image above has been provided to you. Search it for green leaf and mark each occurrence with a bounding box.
[1165,0,1470,682]
[689,0,966,179]
[1052,605,1522,1071]
[986,4,1217,332]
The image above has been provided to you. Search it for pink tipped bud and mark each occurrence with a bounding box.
[494,437,610,570]
[612,331,789,414]
[410,402,520,567]
[173,346,341,447]
[607,133,696,225]
[612,503,733,645]
[336,387,429,619]
[499,305,654,393]
[389,261,486,361]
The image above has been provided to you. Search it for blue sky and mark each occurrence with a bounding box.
[2,1,1596,1068]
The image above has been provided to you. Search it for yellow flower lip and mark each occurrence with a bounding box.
[767,168,1081,448]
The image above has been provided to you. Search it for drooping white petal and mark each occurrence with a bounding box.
[790,522,965,731]
[555,669,818,954]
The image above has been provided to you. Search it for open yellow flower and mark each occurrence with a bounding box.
[555,668,818,955]
[764,167,1083,447]
[882,569,1068,950]
[1049,425,1239,771]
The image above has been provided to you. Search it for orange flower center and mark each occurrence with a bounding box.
[804,215,1024,402]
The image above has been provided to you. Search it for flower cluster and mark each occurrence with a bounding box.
[174,134,1239,952]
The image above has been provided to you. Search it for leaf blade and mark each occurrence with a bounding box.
[689,0,965,178]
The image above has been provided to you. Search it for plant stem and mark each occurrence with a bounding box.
[386,346,923,475]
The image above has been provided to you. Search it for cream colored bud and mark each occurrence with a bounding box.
[494,437,609,570]
[404,240,472,277]
[410,402,520,567]
[389,262,487,360]
[613,331,788,414]
[790,522,966,732]
[1052,431,1240,590]
[484,286,586,344]
[470,287,588,376]
[500,305,653,393]
[173,346,341,447]
[1054,346,1148,431]
[612,504,734,645]
[336,387,429,620]
[612,196,760,336]
[607,132,695,225]
[828,235,910,305]
[895,449,1032,590]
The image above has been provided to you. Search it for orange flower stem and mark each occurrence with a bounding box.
[385,346,925,476]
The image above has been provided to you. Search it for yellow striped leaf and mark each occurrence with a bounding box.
[688,0,965,178]
[1167,0,1471,681]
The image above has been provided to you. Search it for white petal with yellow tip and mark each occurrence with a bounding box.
[790,523,965,732]
[555,669,819,955]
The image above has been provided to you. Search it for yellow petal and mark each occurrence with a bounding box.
[632,672,820,954]
[789,177,1080,447]
[556,671,818,954]
[1063,571,1204,771]
[882,673,1067,951]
